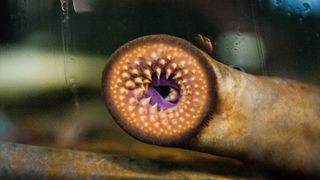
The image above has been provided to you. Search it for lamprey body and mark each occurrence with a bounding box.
[102,35,320,175]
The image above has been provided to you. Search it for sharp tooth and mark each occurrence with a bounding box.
[165,88,178,102]
[173,71,182,79]
[143,79,151,84]
[133,59,140,65]
[140,97,151,106]
[122,65,129,70]
[150,52,159,60]
[143,85,149,93]
[129,97,137,104]
[138,107,146,114]
[120,87,128,94]
[119,95,125,101]
[162,119,168,125]
[150,103,158,114]
[134,77,143,84]
[125,80,135,89]
[128,105,135,112]
[159,110,167,119]
[171,63,177,69]
[141,85,148,91]
[147,61,152,66]
[179,117,185,122]
[150,115,157,122]
[130,113,136,118]
[143,122,149,127]
[121,72,130,79]
[133,88,144,97]
[155,67,161,79]
[179,60,186,67]
[183,69,189,75]
[143,69,152,80]
[159,58,166,65]
[154,122,159,127]
[140,115,146,122]
[182,79,188,84]
[165,68,172,79]
[131,68,139,75]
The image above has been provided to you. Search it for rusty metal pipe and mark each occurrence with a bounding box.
[102,35,320,175]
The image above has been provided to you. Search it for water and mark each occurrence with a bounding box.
[0,0,319,168]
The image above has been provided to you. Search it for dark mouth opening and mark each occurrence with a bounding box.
[154,86,171,99]
[144,75,181,111]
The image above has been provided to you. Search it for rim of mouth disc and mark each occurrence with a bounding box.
[102,34,217,146]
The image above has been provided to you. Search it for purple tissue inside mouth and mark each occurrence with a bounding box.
[144,75,180,111]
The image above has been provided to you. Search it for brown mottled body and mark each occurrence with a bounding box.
[188,54,320,174]
[102,35,320,175]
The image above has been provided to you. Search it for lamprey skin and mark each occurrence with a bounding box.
[102,34,320,175]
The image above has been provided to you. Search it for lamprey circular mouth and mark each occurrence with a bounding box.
[146,74,180,111]
[102,35,217,146]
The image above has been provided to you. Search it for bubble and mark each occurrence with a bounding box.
[287,5,293,16]
[68,77,78,89]
[298,17,304,23]
[273,0,283,7]
[60,0,68,13]
[67,76,80,108]
[68,55,76,62]
[267,0,320,18]
[215,31,266,71]
[302,2,311,17]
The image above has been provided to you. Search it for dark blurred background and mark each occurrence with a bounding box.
[1,0,319,78]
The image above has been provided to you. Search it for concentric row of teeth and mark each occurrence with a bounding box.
[117,56,182,110]
[108,43,208,137]
[122,92,200,136]
[119,56,200,98]
[122,58,183,82]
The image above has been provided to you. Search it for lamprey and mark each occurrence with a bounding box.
[102,35,320,175]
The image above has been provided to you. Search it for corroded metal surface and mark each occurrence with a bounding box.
[0,141,248,179]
